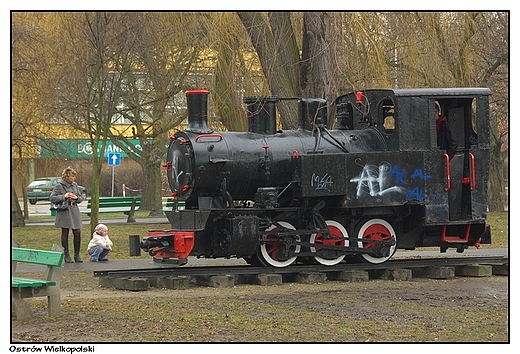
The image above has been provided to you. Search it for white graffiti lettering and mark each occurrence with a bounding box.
[311,173,333,191]
[350,162,405,198]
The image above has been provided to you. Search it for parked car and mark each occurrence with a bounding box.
[26,177,88,205]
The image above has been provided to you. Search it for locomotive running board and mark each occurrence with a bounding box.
[164,210,211,230]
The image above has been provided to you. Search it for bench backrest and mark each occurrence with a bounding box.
[12,247,64,267]
[87,196,141,208]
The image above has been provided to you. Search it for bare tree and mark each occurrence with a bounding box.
[12,11,509,225]
[299,12,340,117]
[12,12,61,225]
[107,12,212,214]
[208,12,250,132]
[477,12,509,211]
[52,12,138,230]
[237,12,301,129]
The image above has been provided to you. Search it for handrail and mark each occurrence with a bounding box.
[469,152,476,191]
[195,133,222,143]
[444,153,451,192]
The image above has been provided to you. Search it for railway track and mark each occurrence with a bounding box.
[93,255,508,279]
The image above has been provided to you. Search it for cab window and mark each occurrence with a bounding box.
[380,99,395,134]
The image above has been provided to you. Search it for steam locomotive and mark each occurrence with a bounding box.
[140,87,492,267]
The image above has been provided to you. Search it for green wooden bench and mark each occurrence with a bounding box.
[161,197,185,212]
[12,244,64,320]
[85,196,141,218]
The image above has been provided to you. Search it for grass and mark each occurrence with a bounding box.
[12,222,166,260]
[12,211,509,258]
[11,211,509,343]
[13,277,509,342]
[485,211,509,248]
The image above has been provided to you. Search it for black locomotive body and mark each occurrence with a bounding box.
[141,88,492,267]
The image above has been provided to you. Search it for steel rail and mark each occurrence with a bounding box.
[93,255,508,279]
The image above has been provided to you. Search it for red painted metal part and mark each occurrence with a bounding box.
[362,223,392,249]
[195,133,223,142]
[441,224,471,243]
[147,230,195,259]
[186,89,209,95]
[355,91,364,104]
[162,161,171,170]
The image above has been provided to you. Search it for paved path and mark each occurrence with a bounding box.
[25,216,169,227]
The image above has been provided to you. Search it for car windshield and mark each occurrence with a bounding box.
[29,180,51,187]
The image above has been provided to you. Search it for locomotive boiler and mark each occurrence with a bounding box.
[140,88,492,267]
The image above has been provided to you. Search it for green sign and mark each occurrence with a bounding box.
[37,139,149,159]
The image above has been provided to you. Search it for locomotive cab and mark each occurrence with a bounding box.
[334,88,491,248]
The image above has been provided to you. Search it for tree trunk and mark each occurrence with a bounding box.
[89,151,103,234]
[139,139,165,216]
[487,140,507,212]
[237,11,301,129]
[11,187,25,228]
[212,15,248,132]
[301,12,338,123]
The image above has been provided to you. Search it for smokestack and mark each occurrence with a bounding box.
[186,89,212,133]
[298,98,327,130]
[243,96,279,134]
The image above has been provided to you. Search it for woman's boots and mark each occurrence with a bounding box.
[74,238,83,263]
[63,233,83,263]
[63,249,82,263]
[74,250,83,263]
[64,249,73,263]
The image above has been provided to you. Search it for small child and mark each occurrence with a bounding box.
[87,224,113,262]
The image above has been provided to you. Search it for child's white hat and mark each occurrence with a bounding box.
[95,224,108,233]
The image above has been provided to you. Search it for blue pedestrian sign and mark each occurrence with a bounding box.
[108,152,121,166]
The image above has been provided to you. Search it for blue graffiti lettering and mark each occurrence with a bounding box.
[411,169,432,180]
[389,165,408,185]
[406,187,427,201]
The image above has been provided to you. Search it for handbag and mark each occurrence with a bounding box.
[50,199,70,211]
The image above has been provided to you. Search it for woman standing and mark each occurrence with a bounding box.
[50,166,84,263]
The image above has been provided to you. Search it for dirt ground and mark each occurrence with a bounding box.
[10,272,509,344]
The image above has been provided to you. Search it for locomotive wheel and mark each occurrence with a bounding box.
[310,220,348,266]
[357,218,396,264]
[258,221,301,268]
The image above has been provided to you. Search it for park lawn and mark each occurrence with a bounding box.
[11,211,508,260]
